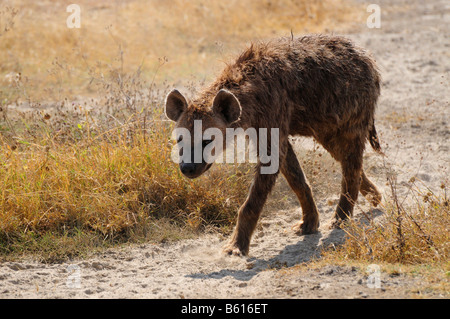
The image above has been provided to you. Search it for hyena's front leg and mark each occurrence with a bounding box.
[223,165,279,256]
[281,142,320,235]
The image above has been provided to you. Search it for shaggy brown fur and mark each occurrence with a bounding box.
[165,34,383,256]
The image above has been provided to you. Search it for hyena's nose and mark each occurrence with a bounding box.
[180,162,197,177]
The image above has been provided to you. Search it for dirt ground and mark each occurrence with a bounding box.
[0,0,448,298]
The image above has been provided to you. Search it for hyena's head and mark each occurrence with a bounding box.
[165,88,241,179]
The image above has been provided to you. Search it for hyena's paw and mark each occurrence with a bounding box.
[292,218,319,235]
[223,246,243,257]
[223,241,248,257]
[329,219,342,230]
[361,183,382,207]
[329,217,350,230]
[367,191,382,207]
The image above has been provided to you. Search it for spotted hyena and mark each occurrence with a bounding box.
[165,35,383,256]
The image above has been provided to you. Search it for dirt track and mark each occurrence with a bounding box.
[0,0,448,298]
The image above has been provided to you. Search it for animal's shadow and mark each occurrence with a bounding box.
[186,208,383,282]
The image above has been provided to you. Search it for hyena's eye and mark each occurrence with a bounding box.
[202,139,213,148]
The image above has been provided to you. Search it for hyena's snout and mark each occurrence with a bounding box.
[179,162,198,178]
[179,161,212,179]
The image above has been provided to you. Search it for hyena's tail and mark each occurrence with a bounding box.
[369,121,384,155]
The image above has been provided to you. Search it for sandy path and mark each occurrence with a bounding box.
[0,0,448,299]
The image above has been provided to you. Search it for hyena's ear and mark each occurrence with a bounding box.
[165,89,187,122]
[212,89,241,124]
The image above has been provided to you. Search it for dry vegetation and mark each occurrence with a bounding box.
[338,176,448,265]
[0,0,447,282]
[0,0,363,100]
[0,0,364,260]
[0,62,252,261]
[317,174,449,294]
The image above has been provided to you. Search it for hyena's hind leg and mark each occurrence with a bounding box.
[318,135,364,222]
[322,135,381,223]
[281,142,320,234]
[360,170,382,206]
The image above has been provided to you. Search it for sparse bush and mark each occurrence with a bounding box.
[0,47,252,261]
[336,175,449,265]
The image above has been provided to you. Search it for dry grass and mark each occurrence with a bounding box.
[0,72,253,260]
[335,176,449,265]
[281,155,449,295]
[316,168,449,294]
[0,0,365,260]
[0,0,364,100]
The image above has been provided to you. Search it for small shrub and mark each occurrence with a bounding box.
[336,175,449,265]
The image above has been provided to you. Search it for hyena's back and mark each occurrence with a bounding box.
[209,35,381,138]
